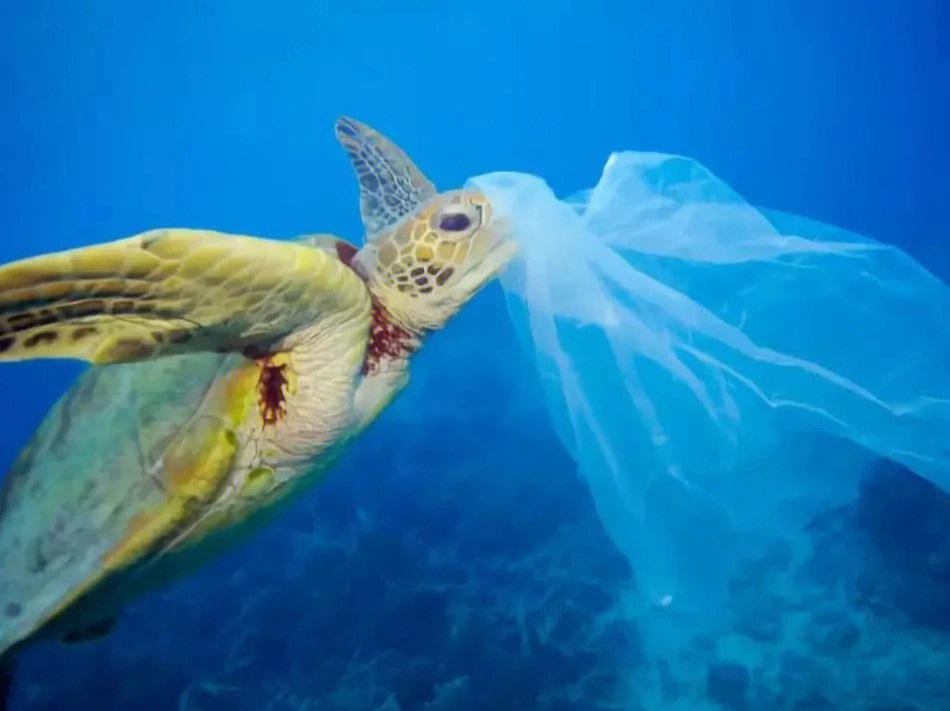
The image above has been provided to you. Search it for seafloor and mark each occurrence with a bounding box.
[7,287,949,711]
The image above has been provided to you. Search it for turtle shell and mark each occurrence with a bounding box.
[0,351,246,654]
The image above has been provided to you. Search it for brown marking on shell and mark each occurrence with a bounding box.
[110,299,135,314]
[106,338,155,361]
[61,300,107,319]
[71,326,98,341]
[23,331,58,348]
[0,335,14,353]
[7,311,58,330]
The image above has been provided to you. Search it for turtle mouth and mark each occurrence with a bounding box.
[481,202,514,261]
[485,229,519,274]
[463,209,518,288]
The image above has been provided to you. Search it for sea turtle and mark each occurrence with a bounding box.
[0,118,515,673]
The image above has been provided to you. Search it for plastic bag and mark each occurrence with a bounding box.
[468,152,950,610]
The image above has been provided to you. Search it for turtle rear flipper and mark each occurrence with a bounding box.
[61,615,117,644]
[0,229,368,363]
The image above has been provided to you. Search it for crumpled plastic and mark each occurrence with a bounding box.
[468,153,950,611]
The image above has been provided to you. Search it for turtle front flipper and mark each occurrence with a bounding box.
[335,116,437,239]
[0,228,368,363]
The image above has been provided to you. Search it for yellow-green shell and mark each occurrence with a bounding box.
[0,353,239,648]
[0,233,375,656]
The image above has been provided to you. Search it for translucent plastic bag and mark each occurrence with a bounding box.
[468,153,950,611]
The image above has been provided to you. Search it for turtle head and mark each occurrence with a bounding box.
[336,117,515,333]
[356,188,514,331]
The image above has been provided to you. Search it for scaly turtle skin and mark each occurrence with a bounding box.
[0,118,516,660]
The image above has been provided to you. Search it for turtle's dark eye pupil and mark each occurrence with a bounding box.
[439,213,471,231]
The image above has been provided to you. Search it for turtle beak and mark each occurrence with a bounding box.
[481,199,517,274]
[484,237,519,278]
[454,209,518,294]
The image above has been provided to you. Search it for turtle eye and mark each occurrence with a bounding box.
[438,212,471,232]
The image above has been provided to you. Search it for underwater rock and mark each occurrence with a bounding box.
[715,634,765,671]
[811,618,860,655]
[531,642,598,689]
[411,503,463,548]
[791,691,836,710]
[424,675,471,711]
[731,592,784,642]
[374,590,449,656]
[855,460,950,569]
[298,476,359,537]
[776,651,835,702]
[548,609,586,649]
[657,660,688,705]
[178,681,252,711]
[706,662,750,709]
[453,473,579,560]
[390,657,438,710]
[375,693,403,711]
[425,562,471,586]
[563,581,614,614]
[852,459,950,632]
[352,529,424,583]
[579,672,622,702]
[457,508,541,558]
[561,539,634,586]
[590,619,644,667]
[542,698,614,711]
[296,542,350,588]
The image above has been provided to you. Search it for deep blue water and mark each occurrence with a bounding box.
[0,2,948,709]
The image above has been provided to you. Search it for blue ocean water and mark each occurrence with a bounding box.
[0,2,947,709]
